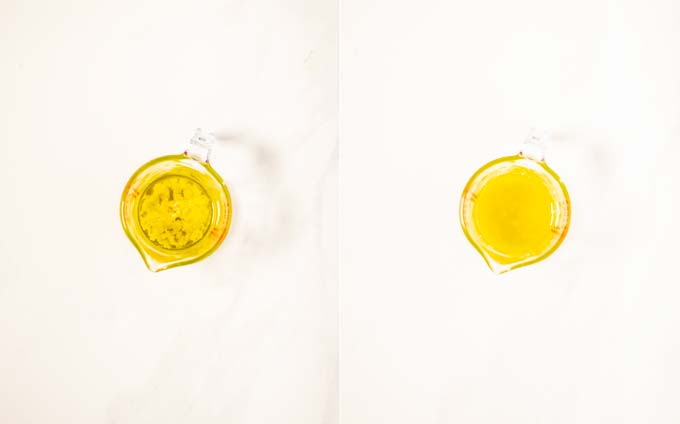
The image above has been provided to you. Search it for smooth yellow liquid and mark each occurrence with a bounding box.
[471,166,558,264]
[138,174,213,250]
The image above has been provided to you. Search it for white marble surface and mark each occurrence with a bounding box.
[342,0,680,423]
[0,0,337,423]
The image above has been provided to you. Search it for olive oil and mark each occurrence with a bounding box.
[138,174,213,250]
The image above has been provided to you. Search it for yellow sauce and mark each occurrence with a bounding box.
[472,165,556,263]
[460,155,570,273]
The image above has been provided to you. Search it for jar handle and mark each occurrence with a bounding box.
[519,127,547,162]
[185,128,216,163]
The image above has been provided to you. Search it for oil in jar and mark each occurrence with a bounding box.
[138,174,213,250]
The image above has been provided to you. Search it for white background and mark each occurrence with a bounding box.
[342,0,680,423]
[4,0,680,423]
[0,0,337,423]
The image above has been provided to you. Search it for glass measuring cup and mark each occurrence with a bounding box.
[459,132,570,273]
[120,129,232,272]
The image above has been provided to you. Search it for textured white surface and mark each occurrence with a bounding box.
[341,0,680,423]
[5,0,680,422]
[0,0,337,423]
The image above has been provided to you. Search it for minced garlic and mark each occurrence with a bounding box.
[138,175,213,250]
